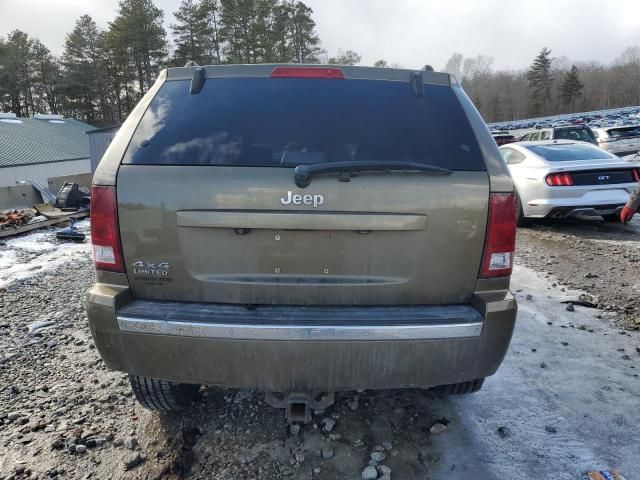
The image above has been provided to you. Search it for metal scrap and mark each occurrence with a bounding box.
[0,209,33,230]
[27,321,56,334]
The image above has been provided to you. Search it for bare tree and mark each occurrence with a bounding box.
[443,52,463,80]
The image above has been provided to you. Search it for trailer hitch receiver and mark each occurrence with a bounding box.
[265,391,335,424]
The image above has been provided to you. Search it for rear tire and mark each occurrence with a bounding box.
[602,213,621,223]
[515,193,531,227]
[431,378,485,395]
[129,375,200,412]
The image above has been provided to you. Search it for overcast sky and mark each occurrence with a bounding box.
[1,0,639,70]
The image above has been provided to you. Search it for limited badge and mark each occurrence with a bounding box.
[132,260,173,285]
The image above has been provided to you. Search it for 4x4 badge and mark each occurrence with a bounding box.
[280,191,324,207]
[133,261,170,269]
[132,260,171,277]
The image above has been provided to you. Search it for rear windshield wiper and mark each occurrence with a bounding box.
[293,161,453,188]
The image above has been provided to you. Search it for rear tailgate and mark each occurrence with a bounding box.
[117,166,487,305]
[603,126,640,153]
[116,68,490,306]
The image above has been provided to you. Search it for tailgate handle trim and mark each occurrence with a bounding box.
[177,211,427,231]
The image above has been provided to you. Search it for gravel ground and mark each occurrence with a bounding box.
[516,216,640,330]
[1,221,639,479]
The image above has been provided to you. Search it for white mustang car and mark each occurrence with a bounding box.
[500,140,640,225]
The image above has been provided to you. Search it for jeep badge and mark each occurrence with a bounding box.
[280,191,324,207]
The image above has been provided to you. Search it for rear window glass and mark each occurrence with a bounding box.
[608,127,640,138]
[526,143,613,161]
[123,77,484,171]
[554,127,595,142]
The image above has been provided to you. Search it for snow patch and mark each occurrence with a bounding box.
[0,220,91,288]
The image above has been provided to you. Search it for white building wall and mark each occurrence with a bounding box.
[0,159,91,187]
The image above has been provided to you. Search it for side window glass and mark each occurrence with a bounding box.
[508,150,526,164]
[502,148,526,165]
[513,151,526,163]
[541,131,550,140]
[531,133,540,141]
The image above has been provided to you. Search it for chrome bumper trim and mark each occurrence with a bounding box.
[116,316,484,341]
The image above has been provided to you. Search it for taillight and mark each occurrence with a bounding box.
[479,193,516,279]
[270,67,345,79]
[90,186,125,273]
[632,168,640,182]
[545,173,574,186]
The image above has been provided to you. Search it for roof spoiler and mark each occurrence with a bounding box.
[190,67,206,94]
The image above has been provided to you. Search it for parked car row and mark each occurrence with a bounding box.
[489,105,640,132]
[491,106,640,157]
[514,125,597,145]
[493,124,640,155]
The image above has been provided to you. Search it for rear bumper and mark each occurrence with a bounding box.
[86,285,517,391]
[524,187,633,218]
[545,204,624,218]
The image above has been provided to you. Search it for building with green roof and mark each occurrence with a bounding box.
[0,113,93,187]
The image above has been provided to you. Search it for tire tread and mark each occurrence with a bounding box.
[433,378,484,396]
[129,375,198,412]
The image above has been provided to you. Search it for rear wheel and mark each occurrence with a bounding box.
[129,375,200,412]
[431,378,485,395]
[602,213,621,223]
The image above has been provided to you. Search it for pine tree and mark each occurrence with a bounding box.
[201,0,223,63]
[31,40,62,114]
[267,0,320,63]
[560,65,584,108]
[255,0,281,63]
[287,1,320,63]
[172,0,209,65]
[108,0,167,94]
[104,26,137,118]
[0,31,36,116]
[271,1,292,62]
[218,0,320,64]
[527,47,554,116]
[219,0,252,63]
[61,15,106,121]
[0,38,7,111]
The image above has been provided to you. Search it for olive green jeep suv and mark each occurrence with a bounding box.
[87,64,517,421]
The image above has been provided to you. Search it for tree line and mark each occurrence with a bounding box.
[443,46,640,123]
[0,0,362,126]
[4,2,640,128]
